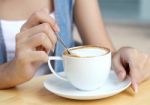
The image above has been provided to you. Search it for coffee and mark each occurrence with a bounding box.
[64,46,109,58]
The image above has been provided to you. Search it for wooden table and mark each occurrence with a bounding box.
[0,75,150,105]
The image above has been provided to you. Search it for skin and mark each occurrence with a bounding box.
[0,0,149,92]
[74,0,114,51]
[112,47,150,92]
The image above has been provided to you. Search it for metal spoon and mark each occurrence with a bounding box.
[55,32,71,54]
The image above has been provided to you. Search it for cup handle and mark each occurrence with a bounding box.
[48,56,67,81]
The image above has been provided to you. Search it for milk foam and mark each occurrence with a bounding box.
[70,47,107,57]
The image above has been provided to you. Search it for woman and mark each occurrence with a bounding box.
[0,0,149,92]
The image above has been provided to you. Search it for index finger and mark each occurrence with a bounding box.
[21,8,60,32]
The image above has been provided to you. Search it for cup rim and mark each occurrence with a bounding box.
[63,45,111,58]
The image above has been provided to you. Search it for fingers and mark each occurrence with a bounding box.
[120,48,140,93]
[113,47,150,93]
[14,8,59,79]
[21,9,60,32]
[26,32,53,52]
[27,51,48,63]
[129,62,139,93]
[15,49,48,66]
[17,23,57,49]
[113,53,139,93]
[112,53,127,81]
[130,73,139,93]
[17,9,58,54]
[26,23,57,46]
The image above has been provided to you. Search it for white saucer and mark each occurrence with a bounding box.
[43,70,131,100]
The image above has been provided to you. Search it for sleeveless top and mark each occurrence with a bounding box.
[0,0,75,72]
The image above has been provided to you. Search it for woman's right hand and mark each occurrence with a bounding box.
[14,9,59,82]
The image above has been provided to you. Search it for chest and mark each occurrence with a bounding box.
[0,0,53,20]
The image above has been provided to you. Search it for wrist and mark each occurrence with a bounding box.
[13,58,35,82]
[4,59,32,87]
[0,60,24,89]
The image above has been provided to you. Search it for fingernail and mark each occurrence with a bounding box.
[133,82,138,93]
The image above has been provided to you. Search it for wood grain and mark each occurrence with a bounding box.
[0,75,150,105]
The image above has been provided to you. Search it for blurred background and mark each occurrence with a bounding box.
[99,0,150,22]
[99,0,150,53]
[74,0,150,54]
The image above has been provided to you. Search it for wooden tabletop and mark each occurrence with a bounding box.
[0,75,150,105]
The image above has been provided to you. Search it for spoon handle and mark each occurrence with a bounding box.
[55,32,70,54]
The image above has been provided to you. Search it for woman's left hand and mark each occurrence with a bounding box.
[112,47,150,93]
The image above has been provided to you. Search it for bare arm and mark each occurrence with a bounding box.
[0,9,58,89]
[0,60,24,89]
[74,0,150,92]
[74,0,115,52]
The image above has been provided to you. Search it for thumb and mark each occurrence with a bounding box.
[112,54,127,81]
[130,70,139,93]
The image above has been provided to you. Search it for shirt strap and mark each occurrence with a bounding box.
[0,21,7,64]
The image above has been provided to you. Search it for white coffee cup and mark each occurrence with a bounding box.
[48,46,111,91]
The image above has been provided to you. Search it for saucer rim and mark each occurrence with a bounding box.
[43,71,131,100]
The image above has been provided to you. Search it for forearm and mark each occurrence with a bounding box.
[0,60,25,89]
[74,0,115,52]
